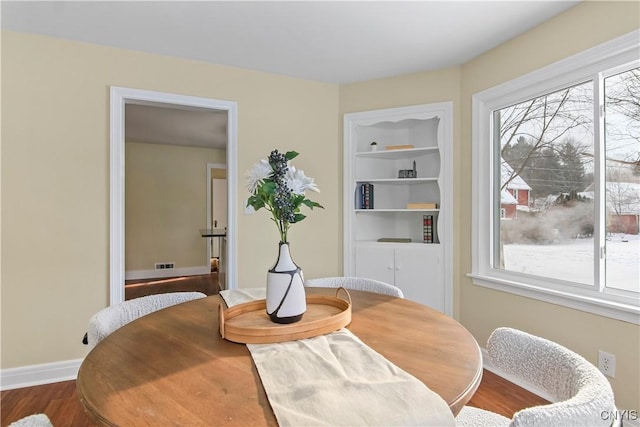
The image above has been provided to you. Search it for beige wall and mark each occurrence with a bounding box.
[458,1,640,411]
[1,0,638,411]
[125,142,225,272]
[1,30,340,367]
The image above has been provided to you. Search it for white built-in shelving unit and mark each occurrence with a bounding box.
[343,102,452,314]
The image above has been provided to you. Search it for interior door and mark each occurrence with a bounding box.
[211,177,228,257]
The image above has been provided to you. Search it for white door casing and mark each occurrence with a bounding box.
[110,86,238,304]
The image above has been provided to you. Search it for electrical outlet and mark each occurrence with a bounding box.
[598,350,616,378]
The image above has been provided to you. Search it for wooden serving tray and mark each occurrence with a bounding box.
[219,289,352,344]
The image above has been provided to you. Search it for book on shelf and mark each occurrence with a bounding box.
[423,214,434,244]
[407,202,438,209]
[377,237,412,243]
[358,183,374,209]
[385,144,415,150]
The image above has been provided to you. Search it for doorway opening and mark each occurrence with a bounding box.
[110,86,238,305]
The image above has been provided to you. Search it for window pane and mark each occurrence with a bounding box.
[496,82,595,285]
[604,67,640,293]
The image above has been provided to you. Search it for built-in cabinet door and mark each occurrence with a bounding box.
[395,246,443,311]
[354,244,444,312]
[355,246,395,285]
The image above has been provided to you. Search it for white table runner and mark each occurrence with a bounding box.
[220,289,455,427]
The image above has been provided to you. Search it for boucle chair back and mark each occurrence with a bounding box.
[305,276,404,298]
[487,327,616,427]
[87,292,206,347]
[8,414,53,427]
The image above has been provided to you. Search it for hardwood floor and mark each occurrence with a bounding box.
[1,381,93,427]
[124,272,220,300]
[468,370,549,418]
[1,369,547,426]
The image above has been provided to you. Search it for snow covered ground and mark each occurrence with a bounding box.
[504,233,639,292]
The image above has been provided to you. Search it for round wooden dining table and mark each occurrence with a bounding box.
[77,288,482,426]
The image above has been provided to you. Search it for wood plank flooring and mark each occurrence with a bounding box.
[1,381,92,427]
[1,369,548,426]
[124,272,220,300]
[468,369,549,418]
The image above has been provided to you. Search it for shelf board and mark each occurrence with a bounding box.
[355,177,438,184]
[355,240,440,246]
[356,147,438,159]
[355,209,440,213]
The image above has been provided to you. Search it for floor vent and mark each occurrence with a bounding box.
[154,262,175,271]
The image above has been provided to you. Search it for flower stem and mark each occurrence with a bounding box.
[267,205,288,243]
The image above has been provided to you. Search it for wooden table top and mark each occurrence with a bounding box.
[77,288,482,426]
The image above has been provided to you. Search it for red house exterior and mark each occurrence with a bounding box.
[581,181,640,235]
[501,162,532,219]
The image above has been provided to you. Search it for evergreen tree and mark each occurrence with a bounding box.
[528,147,564,197]
[558,140,587,192]
[503,136,589,198]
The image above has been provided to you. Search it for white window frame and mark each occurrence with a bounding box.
[470,30,640,325]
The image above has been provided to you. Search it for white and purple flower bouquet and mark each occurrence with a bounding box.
[246,150,323,243]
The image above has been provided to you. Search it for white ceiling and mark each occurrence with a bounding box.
[1,1,580,148]
[2,1,579,84]
[125,104,228,148]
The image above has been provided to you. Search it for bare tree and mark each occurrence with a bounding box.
[499,82,593,192]
[605,67,640,174]
[606,166,640,216]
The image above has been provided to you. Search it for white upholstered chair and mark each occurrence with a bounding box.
[305,276,404,298]
[456,327,617,427]
[85,292,206,347]
[8,414,53,427]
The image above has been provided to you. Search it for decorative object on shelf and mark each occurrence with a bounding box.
[398,160,417,179]
[423,215,434,243]
[358,182,374,209]
[407,202,438,209]
[370,141,378,152]
[385,144,415,150]
[377,237,412,243]
[246,150,324,323]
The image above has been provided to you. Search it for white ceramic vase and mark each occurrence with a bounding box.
[266,242,306,323]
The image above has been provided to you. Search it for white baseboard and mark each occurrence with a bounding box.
[0,359,82,391]
[125,266,209,281]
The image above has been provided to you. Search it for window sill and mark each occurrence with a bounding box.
[468,273,640,325]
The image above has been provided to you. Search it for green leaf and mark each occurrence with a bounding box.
[285,151,299,160]
[290,194,304,209]
[260,181,277,194]
[292,213,306,223]
[247,196,265,210]
[302,199,324,209]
